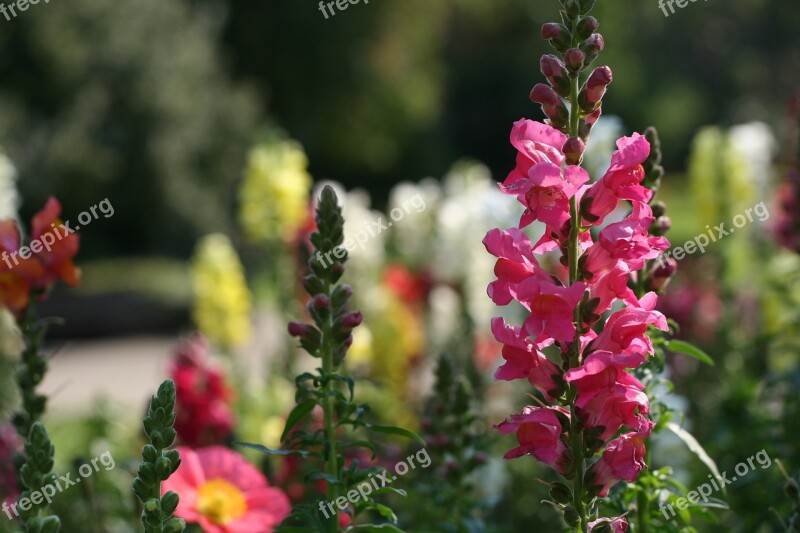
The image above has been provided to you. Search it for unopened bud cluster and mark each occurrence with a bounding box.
[532,0,611,165]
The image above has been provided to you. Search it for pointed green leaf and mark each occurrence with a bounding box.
[665,340,714,365]
[666,422,725,495]
[367,425,426,446]
[233,442,309,457]
[282,400,318,442]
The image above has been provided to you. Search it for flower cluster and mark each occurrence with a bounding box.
[170,334,236,448]
[191,233,253,350]
[486,1,670,529]
[0,197,80,315]
[238,139,313,244]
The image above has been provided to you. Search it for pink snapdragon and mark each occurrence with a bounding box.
[487,121,668,510]
[589,433,648,497]
[488,4,674,527]
[491,317,562,400]
[582,134,653,225]
[494,406,569,473]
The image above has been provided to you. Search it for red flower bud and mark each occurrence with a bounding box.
[531,84,569,128]
[579,66,613,111]
[530,83,560,107]
[541,23,562,40]
[564,48,586,72]
[340,311,363,329]
[563,137,586,166]
[309,294,331,309]
[649,216,672,236]
[583,33,605,54]
[540,54,566,78]
[288,322,310,337]
[647,257,678,292]
[576,16,599,39]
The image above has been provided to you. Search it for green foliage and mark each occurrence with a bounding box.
[0,0,260,257]
[244,186,423,531]
[14,423,61,533]
[12,301,48,442]
[404,354,491,531]
[132,380,185,533]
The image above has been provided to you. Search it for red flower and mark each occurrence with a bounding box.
[0,197,80,314]
[170,335,236,447]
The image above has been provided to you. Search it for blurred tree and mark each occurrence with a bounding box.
[0,0,261,257]
[218,0,799,198]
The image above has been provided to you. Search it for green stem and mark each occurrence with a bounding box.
[566,16,588,530]
[321,281,340,531]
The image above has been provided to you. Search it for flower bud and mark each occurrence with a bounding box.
[579,66,612,112]
[564,48,586,73]
[540,55,571,97]
[530,84,569,128]
[579,108,602,140]
[564,0,581,17]
[541,23,571,52]
[288,321,310,337]
[541,22,563,40]
[581,33,605,64]
[647,257,677,292]
[651,201,667,218]
[576,16,599,40]
[340,311,363,329]
[649,216,671,236]
[309,294,331,310]
[563,137,586,166]
[582,33,605,54]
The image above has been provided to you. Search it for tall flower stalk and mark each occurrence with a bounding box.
[265,185,421,531]
[487,1,671,530]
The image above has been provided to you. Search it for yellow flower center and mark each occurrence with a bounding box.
[197,479,247,525]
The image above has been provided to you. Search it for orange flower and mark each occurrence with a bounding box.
[0,197,80,315]
[163,447,291,533]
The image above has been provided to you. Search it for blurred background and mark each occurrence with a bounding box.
[1,0,799,531]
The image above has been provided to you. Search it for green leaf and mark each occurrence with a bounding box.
[690,497,729,510]
[347,525,406,532]
[373,486,408,498]
[282,400,318,442]
[233,442,309,457]
[665,340,714,365]
[305,470,340,484]
[665,422,725,495]
[367,425,426,446]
